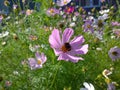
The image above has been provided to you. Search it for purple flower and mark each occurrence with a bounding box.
[83,20,94,33]
[107,82,116,90]
[46,8,59,16]
[28,52,47,70]
[49,28,88,63]
[111,21,120,26]
[108,46,120,61]
[13,4,18,10]
[113,29,120,37]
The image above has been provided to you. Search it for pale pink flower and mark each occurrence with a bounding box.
[28,52,47,70]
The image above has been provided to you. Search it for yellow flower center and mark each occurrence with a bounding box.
[64,0,67,4]
[61,43,71,53]
[98,20,104,28]
[50,9,54,13]
[37,60,42,65]
[87,24,92,28]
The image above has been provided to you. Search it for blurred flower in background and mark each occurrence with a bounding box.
[46,8,59,16]
[80,82,95,90]
[108,46,120,61]
[28,52,47,70]
[26,9,33,16]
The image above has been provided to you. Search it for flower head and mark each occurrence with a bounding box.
[56,0,71,6]
[49,28,88,63]
[64,6,75,14]
[83,20,94,33]
[111,21,120,26]
[28,52,47,70]
[0,31,9,38]
[107,82,116,90]
[102,69,112,79]
[5,81,12,87]
[26,9,33,16]
[108,46,120,61]
[13,4,18,10]
[80,82,95,90]
[46,8,59,16]
[113,29,120,37]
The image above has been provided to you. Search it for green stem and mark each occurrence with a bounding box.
[49,61,62,88]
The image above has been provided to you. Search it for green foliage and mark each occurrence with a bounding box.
[0,1,120,90]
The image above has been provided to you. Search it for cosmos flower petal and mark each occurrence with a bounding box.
[41,53,47,64]
[70,35,85,49]
[35,52,41,60]
[80,88,88,90]
[53,48,62,56]
[58,53,84,63]
[73,44,88,54]
[28,58,37,70]
[49,29,62,48]
[89,83,95,90]
[83,82,91,90]
[62,28,74,43]
[28,58,37,66]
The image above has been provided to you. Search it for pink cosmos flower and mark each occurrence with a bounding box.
[46,8,59,16]
[49,28,88,63]
[28,52,47,70]
[56,0,71,6]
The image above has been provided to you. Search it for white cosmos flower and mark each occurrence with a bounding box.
[94,31,103,40]
[29,44,40,52]
[80,82,95,90]
[69,22,76,27]
[102,14,108,20]
[73,16,77,21]
[99,9,109,14]
[0,31,9,38]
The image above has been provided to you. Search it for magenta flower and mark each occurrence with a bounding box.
[83,20,94,33]
[28,52,47,70]
[64,6,75,14]
[49,28,88,63]
[56,0,71,6]
[46,8,59,16]
[108,46,120,61]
